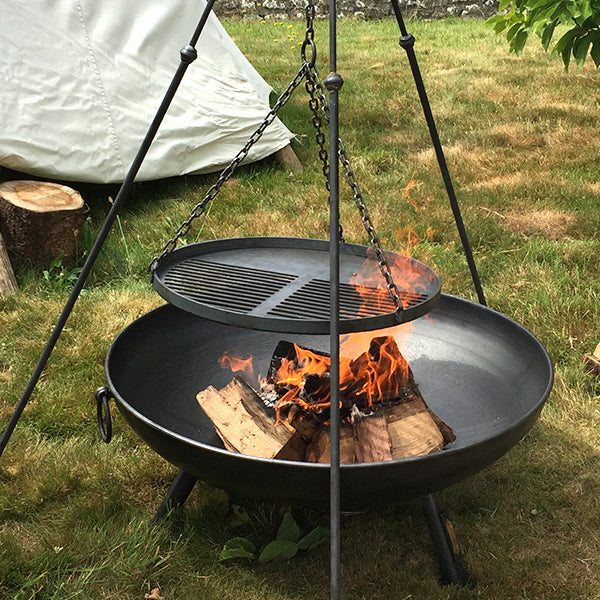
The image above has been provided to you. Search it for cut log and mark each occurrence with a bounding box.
[582,342,600,378]
[0,230,17,293]
[273,144,303,173]
[0,180,88,268]
[196,376,293,459]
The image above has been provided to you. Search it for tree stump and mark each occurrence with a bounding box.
[0,230,17,293]
[0,180,88,268]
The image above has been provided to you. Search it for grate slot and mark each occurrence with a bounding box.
[267,279,423,320]
[163,258,297,313]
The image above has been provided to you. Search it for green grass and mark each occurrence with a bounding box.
[1,17,600,600]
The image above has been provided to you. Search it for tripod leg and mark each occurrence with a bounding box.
[421,493,469,586]
[153,470,197,521]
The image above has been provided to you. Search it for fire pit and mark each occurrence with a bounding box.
[101,293,552,510]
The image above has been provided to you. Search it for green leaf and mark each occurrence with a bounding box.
[590,36,600,65]
[573,33,592,66]
[541,21,558,50]
[297,526,330,552]
[494,20,511,34]
[226,505,250,529]
[276,511,301,543]
[577,0,594,21]
[507,21,525,43]
[553,28,579,67]
[497,0,514,12]
[219,537,256,561]
[514,29,530,54]
[258,539,299,562]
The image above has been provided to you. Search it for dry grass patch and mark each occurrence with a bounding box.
[504,209,576,240]
[585,182,600,195]
[416,143,498,184]
[486,122,546,149]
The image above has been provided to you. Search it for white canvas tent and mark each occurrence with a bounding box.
[0,0,294,183]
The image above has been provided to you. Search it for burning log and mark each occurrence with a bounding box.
[197,334,455,464]
[305,427,356,464]
[196,376,297,460]
[267,336,454,461]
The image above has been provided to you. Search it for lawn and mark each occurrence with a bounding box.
[1,16,600,600]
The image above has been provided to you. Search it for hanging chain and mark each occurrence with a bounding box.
[338,138,403,311]
[306,71,329,191]
[303,2,329,191]
[150,0,404,314]
[148,62,308,274]
[303,50,404,311]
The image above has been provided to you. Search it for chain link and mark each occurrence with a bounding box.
[338,139,403,311]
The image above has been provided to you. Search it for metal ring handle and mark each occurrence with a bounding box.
[301,38,317,68]
[95,386,113,443]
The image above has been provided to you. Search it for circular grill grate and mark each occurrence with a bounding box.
[152,237,441,334]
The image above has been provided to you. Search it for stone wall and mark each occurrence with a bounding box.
[214,0,498,21]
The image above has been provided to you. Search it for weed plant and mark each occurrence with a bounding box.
[1,18,599,600]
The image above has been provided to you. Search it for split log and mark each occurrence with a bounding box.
[0,180,88,268]
[352,408,393,463]
[305,426,355,464]
[0,230,17,293]
[385,398,445,459]
[196,376,295,459]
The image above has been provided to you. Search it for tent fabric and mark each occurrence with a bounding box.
[0,0,294,183]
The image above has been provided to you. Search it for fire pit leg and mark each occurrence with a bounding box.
[421,493,468,586]
[153,470,197,521]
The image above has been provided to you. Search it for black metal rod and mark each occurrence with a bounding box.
[421,493,468,586]
[390,0,486,306]
[153,470,198,522]
[327,88,343,600]
[327,0,342,596]
[0,0,216,459]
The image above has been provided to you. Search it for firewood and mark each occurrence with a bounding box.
[0,180,88,268]
[263,336,455,463]
[352,408,393,463]
[273,431,308,461]
[582,342,600,378]
[305,426,355,464]
[386,396,445,459]
[196,376,293,459]
[0,230,17,293]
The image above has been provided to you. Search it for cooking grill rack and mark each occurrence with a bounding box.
[152,237,441,334]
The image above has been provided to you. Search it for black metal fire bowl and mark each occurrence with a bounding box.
[103,294,553,511]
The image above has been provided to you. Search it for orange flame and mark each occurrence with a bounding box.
[349,249,435,316]
[218,351,255,380]
[271,330,413,425]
